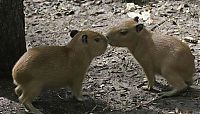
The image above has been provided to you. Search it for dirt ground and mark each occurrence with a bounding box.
[0,0,200,114]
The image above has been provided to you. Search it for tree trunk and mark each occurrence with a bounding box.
[0,0,26,78]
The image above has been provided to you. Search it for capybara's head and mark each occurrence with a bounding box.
[70,30,108,57]
[106,17,145,47]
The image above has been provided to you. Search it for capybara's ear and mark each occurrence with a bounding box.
[70,30,79,38]
[81,34,88,44]
[133,16,139,23]
[135,24,144,32]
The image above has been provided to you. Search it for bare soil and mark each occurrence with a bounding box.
[0,0,200,114]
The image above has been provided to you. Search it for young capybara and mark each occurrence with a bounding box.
[12,30,108,114]
[106,17,195,98]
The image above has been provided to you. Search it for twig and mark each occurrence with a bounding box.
[85,105,97,114]
[57,94,64,100]
[151,20,167,31]
[30,0,39,14]
[136,95,162,108]
[102,105,109,111]
[91,105,98,112]
[136,80,147,88]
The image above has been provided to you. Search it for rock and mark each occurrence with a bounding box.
[91,24,106,28]
[73,0,82,3]
[32,0,45,3]
[60,6,68,11]
[64,10,75,16]
[184,4,189,7]
[168,111,175,114]
[82,1,94,6]
[127,12,142,19]
[146,18,153,24]
[95,0,102,5]
[166,9,177,13]
[99,89,105,93]
[43,1,51,6]
[55,12,62,17]
[121,9,126,14]
[177,4,184,12]
[111,87,116,91]
[173,32,180,35]
[135,5,142,9]
[127,10,150,21]
[185,8,190,13]
[113,7,122,14]
[100,84,105,88]
[120,93,126,97]
[172,21,177,25]
[32,22,39,26]
[81,20,88,26]
[126,3,136,11]
[95,9,105,15]
[35,30,42,33]
[95,94,101,97]
[184,36,198,44]
[141,10,151,21]
[160,13,168,17]
[102,0,113,4]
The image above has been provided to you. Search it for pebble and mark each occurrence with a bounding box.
[95,0,102,5]
[126,3,136,11]
[82,1,94,6]
[95,9,105,15]
[184,36,198,44]
[184,4,189,7]
[102,0,113,4]
[55,12,62,17]
[177,4,184,11]
[95,94,101,97]
[173,32,180,35]
[35,30,42,33]
[172,21,177,25]
[32,0,45,3]
[166,9,177,13]
[120,93,126,97]
[64,10,75,16]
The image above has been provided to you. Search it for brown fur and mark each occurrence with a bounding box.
[12,30,108,114]
[106,19,195,97]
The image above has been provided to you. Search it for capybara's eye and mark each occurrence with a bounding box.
[120,29,128,35]
[94,38,100,42]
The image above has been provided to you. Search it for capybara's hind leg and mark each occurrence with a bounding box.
[15,85,22,97]
[19,84,43,114]
[71,80,84,101]
[160,71,188,97]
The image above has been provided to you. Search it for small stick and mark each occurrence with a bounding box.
[85,105,97,114]
[57,94,64,100]
[151,20,166,31]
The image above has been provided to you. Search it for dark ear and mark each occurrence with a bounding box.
[81,34,88,44]
[135,24,144,32]
[133,16,139,23]
[70,30,79,38]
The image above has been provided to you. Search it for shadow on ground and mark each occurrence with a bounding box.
[0,78,159,114]
[0,77,109,114]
